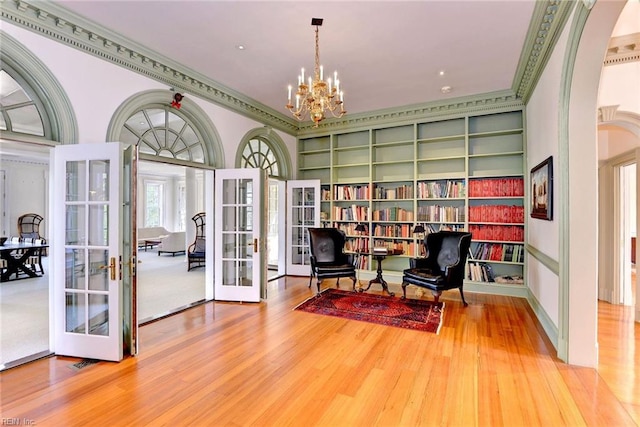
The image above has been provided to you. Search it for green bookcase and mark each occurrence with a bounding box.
[298,108,526,296]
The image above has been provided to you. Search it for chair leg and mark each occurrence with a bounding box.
[308,271,313,288]
[316,279,322,294]
[351,275,357,292]
[431,291,442,304]
[459,287,468,307]
[401,282,408,299]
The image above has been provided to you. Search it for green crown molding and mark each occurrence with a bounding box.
[512,0,576,103]
[0,0,300,135]
[296,89,524,137]
[0,30,78,144]
[1,0,570,138]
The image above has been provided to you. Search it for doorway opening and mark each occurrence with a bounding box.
[620,162,637,307]
[136,160,208,324]
[267,178,286,281]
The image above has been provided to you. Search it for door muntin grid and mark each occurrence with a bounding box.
[221,178,254,287]
[64,159,111,336]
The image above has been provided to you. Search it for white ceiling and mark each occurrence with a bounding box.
[55,0,537,117]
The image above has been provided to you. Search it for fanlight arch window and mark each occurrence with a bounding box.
[0,69,47,138]
[118,107,207,164]
[240,137,280,177]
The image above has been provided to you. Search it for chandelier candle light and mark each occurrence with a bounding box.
[286,18,346,127]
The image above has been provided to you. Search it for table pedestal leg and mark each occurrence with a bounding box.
[360,255,395,296]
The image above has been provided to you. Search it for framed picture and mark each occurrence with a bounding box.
[530,156,553,220]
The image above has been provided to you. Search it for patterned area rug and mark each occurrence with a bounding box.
[294,288,444,334]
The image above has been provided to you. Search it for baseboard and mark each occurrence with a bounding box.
[526,290,559,351]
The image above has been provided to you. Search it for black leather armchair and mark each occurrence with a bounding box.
[401,231,472,306]
[307,227,357,294]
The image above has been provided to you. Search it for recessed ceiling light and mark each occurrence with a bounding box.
[237,45,245,50]
[439,70,445,76]
[441,86,452,94]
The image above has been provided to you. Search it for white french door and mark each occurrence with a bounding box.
[52,142,134,361]
[214,168,265,302]
[286,180,320,276]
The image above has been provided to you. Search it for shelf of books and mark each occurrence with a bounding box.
[297,108,526,296]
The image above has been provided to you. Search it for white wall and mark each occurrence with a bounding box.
[0,159,48,239]
[526,0,627,366]
[525,10,571,328]
[599,61,640,113]
[599,127,640,161]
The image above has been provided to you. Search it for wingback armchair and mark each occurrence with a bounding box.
[401,231,472,306]
[187,212,206,271]
[307,227,357,294]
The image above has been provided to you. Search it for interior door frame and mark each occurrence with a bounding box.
[268,177,287,279]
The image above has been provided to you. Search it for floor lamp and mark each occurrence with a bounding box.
[412,224,427,297]
[413,224,426,258]
[354,223,367,289]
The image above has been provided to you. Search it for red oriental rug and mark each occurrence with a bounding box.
[294,288,444,334]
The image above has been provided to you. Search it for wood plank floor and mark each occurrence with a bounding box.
[1,277,638,426]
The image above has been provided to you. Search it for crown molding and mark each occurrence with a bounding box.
[604,32,640,66]
[0,0,300,134]
[512,0,576,103]
[2,0,549,139]
[296,90,524,137]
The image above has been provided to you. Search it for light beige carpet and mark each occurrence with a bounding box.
[1,250,205,368]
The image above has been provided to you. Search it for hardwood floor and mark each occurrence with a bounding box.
[1,277,638,426]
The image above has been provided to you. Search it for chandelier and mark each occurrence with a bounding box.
[286,18,346,127]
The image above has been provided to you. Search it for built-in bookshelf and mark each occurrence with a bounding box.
[298,109,526,294]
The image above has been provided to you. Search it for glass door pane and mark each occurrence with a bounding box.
[215,168,263,302]
[286,180,320,276]
[53,142,124,361]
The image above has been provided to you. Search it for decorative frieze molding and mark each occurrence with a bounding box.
[1,0,562,137]
[0,0,300,134]
[513,0,575,103]
[604,32,640,66]
[297,90,524,136]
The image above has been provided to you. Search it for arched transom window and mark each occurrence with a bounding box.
[240,137,280,177]
[0,69,45,137]
[119,107,206,164]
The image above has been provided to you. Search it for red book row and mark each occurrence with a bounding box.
[469,177,524,197]
[468,224,524,242]
[468,205,524,223]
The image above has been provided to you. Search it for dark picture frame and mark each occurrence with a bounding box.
[530,156,553,220]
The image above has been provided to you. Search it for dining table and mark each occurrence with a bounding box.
[0,241,49,282]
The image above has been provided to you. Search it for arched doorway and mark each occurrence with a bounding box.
[236,128,293,280]
[562,0,629,365]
